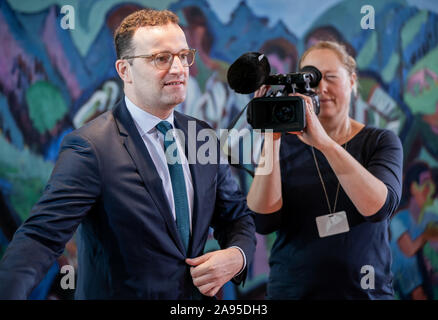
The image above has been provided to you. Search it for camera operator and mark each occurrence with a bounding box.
[247,41,403,299]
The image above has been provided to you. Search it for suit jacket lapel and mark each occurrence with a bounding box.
[112,100,186,255]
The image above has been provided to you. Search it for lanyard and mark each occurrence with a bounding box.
[311,142,348,214]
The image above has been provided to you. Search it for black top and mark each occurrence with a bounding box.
[255,126,403,299]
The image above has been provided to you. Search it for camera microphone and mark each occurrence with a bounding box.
[226,52,322,133]
[227,52,271,94]
[227,52,322,94]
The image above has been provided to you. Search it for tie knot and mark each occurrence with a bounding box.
[156,120,173,135]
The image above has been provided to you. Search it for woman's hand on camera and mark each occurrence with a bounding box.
[254,85,270,98]
[289,93,331,149]
[248,85,283,214]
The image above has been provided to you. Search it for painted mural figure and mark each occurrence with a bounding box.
[0,9,256,300]
[247,41,403,299]
[390,161,438,299]
[1,0,438,301]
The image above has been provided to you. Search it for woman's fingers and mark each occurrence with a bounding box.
[254,85,271,98]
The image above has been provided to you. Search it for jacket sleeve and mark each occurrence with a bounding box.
[0,132,101,299]
[210,161,257,285]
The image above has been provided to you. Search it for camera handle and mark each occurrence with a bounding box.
[282,78,312,95]
[282,83,298,96]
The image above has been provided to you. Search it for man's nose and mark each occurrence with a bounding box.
[169,55,185,73]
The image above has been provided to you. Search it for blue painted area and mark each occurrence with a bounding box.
[0,0,438,300]
[28,261,60,300]
[0,94,24,150]
[44,127,73,162]
[0,178,12,195]
[14,7,48,36]
[171,0,298,63]
[0,1,67,100]
[84,24,118,86]
[0,229,8,246]
[222,281,237,300]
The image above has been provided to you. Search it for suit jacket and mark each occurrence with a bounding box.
[0,99,256,299]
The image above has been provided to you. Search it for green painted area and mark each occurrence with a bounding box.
[7,0,177,56]
[204,238,220,253]
[356,32,377,69]
[423,242,438,298]
[238,273,268,294]
[418,147,438,168]
[306,0,406,41]
[0,135,53,221]
[405,81,438,115]
[401,10,429,50]
[406,44,438,76]
[194,55,210,93]
[25,81,68,134]
[175,7,188,27]
[358,77,377,101]
[382,52,400,83]
[404,45,438,115]
[356,75,406,133]
[10,178,46,222]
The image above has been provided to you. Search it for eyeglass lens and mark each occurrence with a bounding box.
[155,50,195,69]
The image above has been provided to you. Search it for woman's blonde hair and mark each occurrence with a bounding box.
[299,41,358,96]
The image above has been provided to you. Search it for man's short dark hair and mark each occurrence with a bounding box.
[114,9,180,59]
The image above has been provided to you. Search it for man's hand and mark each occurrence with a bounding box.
[185,247,244,297]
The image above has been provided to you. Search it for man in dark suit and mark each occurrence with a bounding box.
[0,9,256,299]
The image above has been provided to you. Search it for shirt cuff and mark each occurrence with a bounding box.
[229,246,246,277]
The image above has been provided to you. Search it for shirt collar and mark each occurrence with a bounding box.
[124,96,174,136]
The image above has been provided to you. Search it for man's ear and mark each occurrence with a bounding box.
[115,59,132,84]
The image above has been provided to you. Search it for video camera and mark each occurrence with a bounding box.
[227,52,322,132]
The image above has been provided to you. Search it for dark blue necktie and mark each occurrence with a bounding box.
[156,121,190,253]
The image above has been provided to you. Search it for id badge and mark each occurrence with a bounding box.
[315,211,349,238]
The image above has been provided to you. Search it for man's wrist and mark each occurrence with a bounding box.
[228,246,246,277]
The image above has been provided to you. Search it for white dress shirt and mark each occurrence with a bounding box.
[124,97,246,273]
[125,96,194,233]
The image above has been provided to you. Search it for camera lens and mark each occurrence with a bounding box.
[273,104,294,123]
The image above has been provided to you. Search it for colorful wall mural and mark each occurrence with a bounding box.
[0,0,438,300]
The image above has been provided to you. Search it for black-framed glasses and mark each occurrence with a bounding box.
[123,48,196,70]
